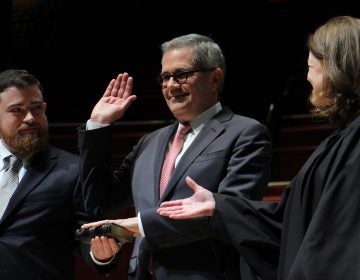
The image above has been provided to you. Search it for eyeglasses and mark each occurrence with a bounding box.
[157,68,215,86]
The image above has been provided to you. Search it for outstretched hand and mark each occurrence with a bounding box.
[157,176,216,219]
[90,72,137,124]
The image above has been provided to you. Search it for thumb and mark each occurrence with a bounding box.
[123,95,137,110]
[185,176,201,193]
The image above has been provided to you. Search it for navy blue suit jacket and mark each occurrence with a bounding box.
[0,145,95,280]
[78,107,272,279]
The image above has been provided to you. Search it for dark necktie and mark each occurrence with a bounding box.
[159,123,192,197]
[0,155,22,217]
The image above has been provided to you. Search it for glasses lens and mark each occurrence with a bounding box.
[157,68,208,86]
[157,74,170,85]
[173,72,188,84]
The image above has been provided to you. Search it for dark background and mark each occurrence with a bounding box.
[1,0,360,125]
[2,2,359,278]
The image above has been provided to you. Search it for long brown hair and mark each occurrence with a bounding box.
[307,16,360,124]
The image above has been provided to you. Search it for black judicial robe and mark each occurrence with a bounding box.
[210,114,360,280]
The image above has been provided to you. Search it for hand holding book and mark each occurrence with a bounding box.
[76,218,139,244]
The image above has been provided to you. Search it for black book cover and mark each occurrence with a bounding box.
[75,223,135,244]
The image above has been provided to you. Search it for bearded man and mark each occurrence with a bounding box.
[0,69,117,279]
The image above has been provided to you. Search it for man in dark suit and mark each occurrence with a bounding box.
[0,69,116,280]
[157,16,360,280]
[78,34,272,279]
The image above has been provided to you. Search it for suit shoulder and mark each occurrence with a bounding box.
[142,123,174,139]
[48,145,80,162]
[230,114,268,129]
[219,107,266,127]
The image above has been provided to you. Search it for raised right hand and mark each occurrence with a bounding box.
[90,72,137,124]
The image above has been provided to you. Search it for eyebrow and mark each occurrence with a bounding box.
[161,68,193,74]
[7,100,44,107]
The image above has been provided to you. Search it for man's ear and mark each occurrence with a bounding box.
[211,67,223,91]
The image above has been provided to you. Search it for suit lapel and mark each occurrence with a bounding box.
[0,146,57,222]
[160,108,233,201]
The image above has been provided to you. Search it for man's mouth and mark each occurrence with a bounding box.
[170,92,190,99]
[19,127,39,134]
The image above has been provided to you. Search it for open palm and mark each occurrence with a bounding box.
[157,176,216,219]
[90,72,137,124]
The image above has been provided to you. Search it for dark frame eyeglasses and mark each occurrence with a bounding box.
[157,68,216,86]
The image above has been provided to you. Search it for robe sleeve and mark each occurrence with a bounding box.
[209,190,287,280]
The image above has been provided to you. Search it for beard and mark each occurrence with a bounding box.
[0,123,48,158]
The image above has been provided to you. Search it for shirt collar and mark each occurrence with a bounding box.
[0,140,13,170]
[187,102,222,133]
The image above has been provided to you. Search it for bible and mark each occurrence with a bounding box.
[75,223,135,244]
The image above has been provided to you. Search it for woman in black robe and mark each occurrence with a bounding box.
[158,15,360,280]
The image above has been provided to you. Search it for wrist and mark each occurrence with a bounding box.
[206,200,216,216]
[90,250,117,265]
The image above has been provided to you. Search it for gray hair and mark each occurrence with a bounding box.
[161,34,226,91]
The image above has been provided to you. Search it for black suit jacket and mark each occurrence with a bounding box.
[0,145,98,280]
[78,107,272,279]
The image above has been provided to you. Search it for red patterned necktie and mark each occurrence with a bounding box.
[159,123,192,197]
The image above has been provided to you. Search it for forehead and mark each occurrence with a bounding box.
[161,47,194,71]
[0,85,43,105]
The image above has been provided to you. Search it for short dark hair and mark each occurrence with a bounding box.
[0,69,43,95]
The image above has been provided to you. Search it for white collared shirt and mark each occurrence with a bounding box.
[0,140,26,181]
[174,102,222,166]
